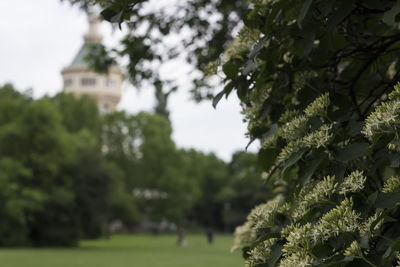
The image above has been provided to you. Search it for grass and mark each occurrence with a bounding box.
[0,234,244,267]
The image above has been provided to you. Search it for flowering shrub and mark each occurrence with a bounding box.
[211,0,400,266]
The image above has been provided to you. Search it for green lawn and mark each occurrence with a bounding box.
[0,234,243,267]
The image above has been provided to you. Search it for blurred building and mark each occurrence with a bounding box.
[61,14,122,113]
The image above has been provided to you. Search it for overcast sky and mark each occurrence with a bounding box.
[0,0,258,161]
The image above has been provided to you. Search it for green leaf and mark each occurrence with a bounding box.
[281,149,307,177]
[382,239,400,264]
[297,0,313,29]
[223,61,240,79]
[346,121,363,137]
[259,148,280,172]
[367,191,378,206]
[327,0,355,30]
[312,243,334,259]
[383,0,400,25]
[359,234,370,250]
[390,153,400,168]
[212,82,235,108]
[268,241,283,267]
[302,26,316,56]
[322,0,355,51]
[369,206,393,233]
[212,90,225,109]
[335,143,369,162]
[253,232,281,246]
[374,192,400,208]
[300,157,322,185]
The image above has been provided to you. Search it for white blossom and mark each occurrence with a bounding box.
[344,241,363,258]
[382,175,400,193]
[339,170,367,195]
[304,92,330,118]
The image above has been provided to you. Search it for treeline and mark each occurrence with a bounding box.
[0,84,265,246]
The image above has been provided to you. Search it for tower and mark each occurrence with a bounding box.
[61,14,123,113]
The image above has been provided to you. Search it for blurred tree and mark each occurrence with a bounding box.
[220,151,266,230]
[183,149,228,230]
[102,111,201,225]
[0,157,33,246]
[0,88,79,246]
[0,86,135,245]
[52,93,100,134]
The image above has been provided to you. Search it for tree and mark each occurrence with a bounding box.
[52,93,100,134]
[66,0,400,265]
[0,86,135,245]
[220,151,266,231]
[102,111,201,225]
[182,149,228,230]
[0,88,80,246]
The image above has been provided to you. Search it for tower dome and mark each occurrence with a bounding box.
[61,14,123,113]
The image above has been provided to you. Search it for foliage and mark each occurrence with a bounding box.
[0,85,131,245]
[221,151,266,230]
[183,149,229,229]
[67,0,400,265]
[217,1,400,266]
[102,111,201,224]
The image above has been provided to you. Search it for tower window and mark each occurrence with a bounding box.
[81,78,96,86]
[64,79,73,87]
[106,78,116,88]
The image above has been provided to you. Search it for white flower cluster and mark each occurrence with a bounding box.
[304,92,330,118]
[245,238,276,267]
[360,211,384,236]
[277,198,362,265]
[344,241,363,258]
[279,250,314,267]
[232,196,283,252]
[277,124,333,164]
[224,27,261,60]
[275,94,333,164]
[279,109,300,124]
[362,98,400,140]
[339,170,367,195]
[387,138,400,152]
[203,60,219,76]
[279,223,315,266]
[278,115,308,140]
[302,124,334,149]
[231,222,256,251]
[292,176,337,220]
[247,195,283,232]
[312,198,360,241]
[261,135,278,149]
[388,83,400,100]
[282,223,313,255]
[397,252,400,267]
[382,175,400,193]
[276,139,304,164]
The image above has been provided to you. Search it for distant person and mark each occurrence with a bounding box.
[176,225,185,246]
[206,227,214,244]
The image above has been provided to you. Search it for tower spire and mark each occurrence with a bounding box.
[84,13,103,44]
